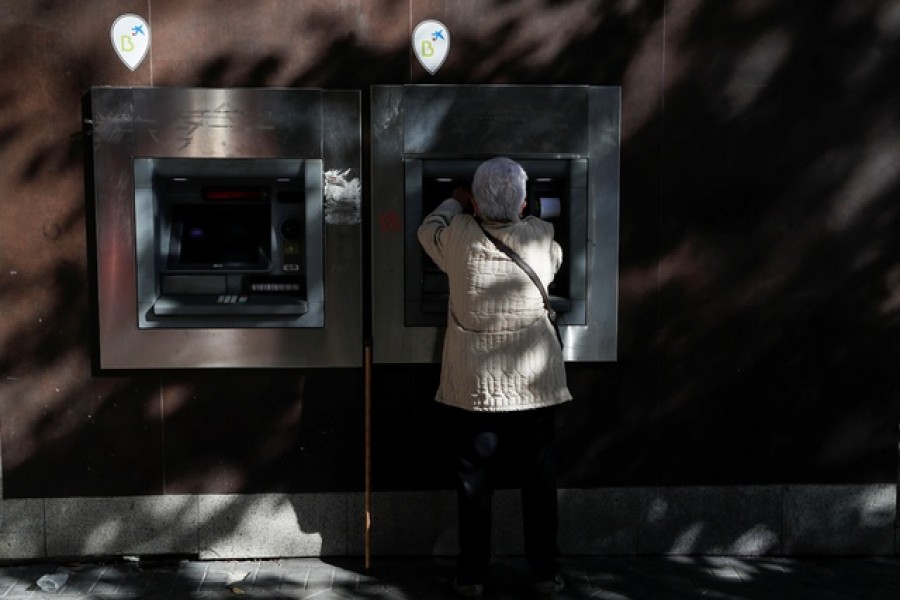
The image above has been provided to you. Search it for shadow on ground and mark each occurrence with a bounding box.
[3,555,900,599]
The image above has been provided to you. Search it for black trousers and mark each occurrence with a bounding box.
[446,404,560,584]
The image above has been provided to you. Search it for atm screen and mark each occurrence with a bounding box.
[168,203,271,271]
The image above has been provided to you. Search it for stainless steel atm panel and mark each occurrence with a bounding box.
[371,85,620,363]
[85,87,362,369]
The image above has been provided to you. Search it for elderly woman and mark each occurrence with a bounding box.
[418,157,571,598]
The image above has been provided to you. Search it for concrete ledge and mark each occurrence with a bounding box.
[45,496,198,557]
[784,485,895,555]
[638,486,782,555]
[198,493,351,559]
[0,499,44,559]
[353,491,457,557]
[559,488,640,555]
[0,485,896,560]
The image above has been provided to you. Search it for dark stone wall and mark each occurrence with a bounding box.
[1,0,898,498]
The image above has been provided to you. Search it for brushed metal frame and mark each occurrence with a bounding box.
[371,85,620,363]
[85,87,362,369]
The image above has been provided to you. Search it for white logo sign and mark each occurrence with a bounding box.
[111,14,150,71]
[412,20,450,75]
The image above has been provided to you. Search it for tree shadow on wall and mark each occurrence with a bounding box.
[640,1,900,485]
[0,0,899,579]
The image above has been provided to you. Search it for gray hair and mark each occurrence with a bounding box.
[472,157,527,222]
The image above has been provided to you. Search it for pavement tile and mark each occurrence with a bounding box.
[0,557,899,599]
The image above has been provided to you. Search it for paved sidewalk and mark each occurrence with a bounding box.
[1,555,900,599]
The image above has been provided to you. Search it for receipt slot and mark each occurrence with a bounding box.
[371,85,620,363]
[84,87,362,369]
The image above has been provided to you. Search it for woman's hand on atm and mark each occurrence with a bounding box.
[451,186,474,213]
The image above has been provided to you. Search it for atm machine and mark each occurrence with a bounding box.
[84,87,362,369]
[371,85,620,363]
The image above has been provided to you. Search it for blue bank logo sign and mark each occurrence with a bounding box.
[111,14,150,71]
[412,20,450,75]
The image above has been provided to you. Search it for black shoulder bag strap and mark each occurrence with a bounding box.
[478,222,564,350]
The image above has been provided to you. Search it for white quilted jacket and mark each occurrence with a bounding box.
[418,199,572,412]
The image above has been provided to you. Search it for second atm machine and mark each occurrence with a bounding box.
[371,85,620,363]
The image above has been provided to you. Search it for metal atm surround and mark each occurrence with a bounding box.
[371,85,620,364]
[85,87,362,369]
